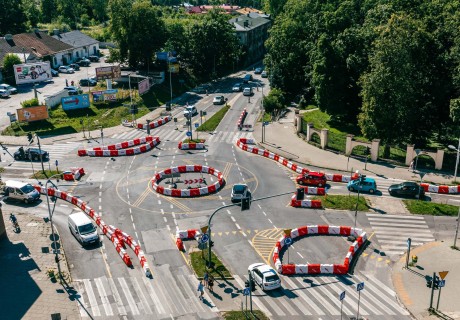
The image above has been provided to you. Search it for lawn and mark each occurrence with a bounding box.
[190,250,232,279]
[403,200,459,216]
[312,194,370,211]
[197,105,230,132]
[223,310,270,320]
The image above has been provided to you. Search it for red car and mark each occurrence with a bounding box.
[296,172,327,187]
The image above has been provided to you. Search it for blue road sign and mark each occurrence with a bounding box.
[439,280,445,287]
[186,131,192,137]
[357,282,365,291]
[285,237,293,246]
[195,123,199,128]
[243,287,250,296]
[200,234,209,243]
[339,291,346,301]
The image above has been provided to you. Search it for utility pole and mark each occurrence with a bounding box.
[36,134,46,174]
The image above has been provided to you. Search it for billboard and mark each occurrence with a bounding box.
[17,105,49,122]
[156,51,177,62]
[14,62,52,84]
[61,94,91,111]
[138,78,150,95]
[95,65,121,80]
[92,89,118,103]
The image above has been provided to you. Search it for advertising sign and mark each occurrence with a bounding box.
[156,51,177,62]
[95,65,121,80]
[168,63,180,73]
[14,62,52,84]
[92,89,118,103]
[17,105,49,122]
[138,78,150,95]
[61,94,90,111]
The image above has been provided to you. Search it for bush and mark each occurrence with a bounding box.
[21,98,40,108]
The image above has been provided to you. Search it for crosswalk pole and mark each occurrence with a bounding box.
[357,290,361,319]
[340,299,343,320]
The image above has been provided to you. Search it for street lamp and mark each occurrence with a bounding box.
[448,137,460,182]
[44,173,63,280]
[454,205,460,249]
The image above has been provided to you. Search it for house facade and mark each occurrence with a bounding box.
[52,30,100,65]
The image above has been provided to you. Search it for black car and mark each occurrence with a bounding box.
[76,59,91,67]
[51,69,59,77]
[68,63,80,71]
[88,55,100,62]
[243,74,253,83]
[14,147,49,161]
[388,181,425,199]
[79,78,97,86]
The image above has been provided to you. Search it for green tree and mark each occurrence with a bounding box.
[2,54,22,85]
[22,0,41,28]
[262,88,286,114]
[0,0,26,34]
[40,0,57,23]
[56,0,84,28]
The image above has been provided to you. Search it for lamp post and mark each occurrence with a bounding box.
[44,174,63,280]
[169,52,173,108]
[260,84,265,143]
[454,205,460,249]
[448,138,460,182]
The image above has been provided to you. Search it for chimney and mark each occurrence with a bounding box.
[5,34,13,41]
[53,29,60,36]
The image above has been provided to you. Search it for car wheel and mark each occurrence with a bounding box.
[14,155,19,160]
[24,199,29,204]
[318,183,323,187]
[298,181,304,185]
[369,189,375,194]
[33,155,38,161]
[349,186,355,192]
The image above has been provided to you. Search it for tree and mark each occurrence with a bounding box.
[0,0,26,34]
[22,0,41,28]
[263,88,286,114]
[40,0,57,23]
[2,54,22,85]
[56,0,84,28]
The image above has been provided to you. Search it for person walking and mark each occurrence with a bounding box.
[203,271,209,288]
[65,79,69,86]
[208,275,214,293]
[197,281,204,300]
[409,160,414,172]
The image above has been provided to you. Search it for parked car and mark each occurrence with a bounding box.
[261,71,268,78]
[68,63,80,71]
[76,59,91,67]
[64,86,83,95]
[232,83,243,92]
[0,83,17,94]
[243,87,253,96]
[58,66,75,74]
[254,67,263,74]
[388,181,425,199]
[79,78,97,86]
[243,74,253,83]
[51,68,59,77]
[296,172,327,187]
[347,177,377,194]
[0,89,11,98]
[191,83,211,94]
[88,55,100,62]
[14,147,49,161]
[183,105,198,118]
[248,263,281,291]
[213,95,227,105]
[231,183,251,203]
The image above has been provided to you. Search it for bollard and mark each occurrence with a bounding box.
[412,255,418,263]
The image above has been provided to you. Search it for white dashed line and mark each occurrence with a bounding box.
[297,252,304,259]
[235,223,241,230]
[268,219,273,224]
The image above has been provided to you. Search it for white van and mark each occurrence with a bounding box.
[68,212,99,246]
[243,87,253,96]
[3,180,40,203]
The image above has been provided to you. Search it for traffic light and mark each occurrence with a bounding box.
[360,174,366,183]
[241,197,251,211]
[209,240,214,248]
[433,276,439,289]
[146,120,151,135]
[166,102,171,111]
[426,279,432,288]
[27,132,34,143]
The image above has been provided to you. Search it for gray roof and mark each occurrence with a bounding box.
[52,30,99,48]
[229,14,271,31]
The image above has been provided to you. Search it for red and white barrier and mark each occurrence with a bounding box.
[237,109,248,129]
[78,136,160,157]
[62,167,85,181]
[175,229,202,251]
[290,194,322,208]
[137,116,171,130]
[33,186,151,277]
[151,165,224,197]
[272,225,367,275]
[421,183,460,194]
[178,142,206,150]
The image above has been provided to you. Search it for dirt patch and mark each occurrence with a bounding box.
[367,197,409,215]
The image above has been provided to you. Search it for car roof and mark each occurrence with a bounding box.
[255,264,276,274]
[402,181,417,186]
[306,171,325,177]
[69,212,93,225]
[5,180,29,188]
[0,88,8,92]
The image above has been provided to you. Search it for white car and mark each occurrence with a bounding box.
[231,183,250,203]
[0,89,10,98]
[183,105,198,118]
[232,83,243,92]
[58,66,75,74]
[243,87,253,96]
[248,263,281,291]
[213,95,226,105]
[0,84,17,94]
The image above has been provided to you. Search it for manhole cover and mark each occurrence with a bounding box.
[41,247,49,253]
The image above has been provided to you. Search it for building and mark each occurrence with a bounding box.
[229,12,272,65]
[52,30,100,65]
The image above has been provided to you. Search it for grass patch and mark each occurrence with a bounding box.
[223,310,270,320]
[313,194,369,211]
[197,105,230,132]
[29,170,63,180]
[182,139,206,143]
[403,200,459,216]
[190,250,231,279]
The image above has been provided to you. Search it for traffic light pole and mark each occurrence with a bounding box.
[429,272,436,310]
[248,270,253,312]
[36,134,46,174]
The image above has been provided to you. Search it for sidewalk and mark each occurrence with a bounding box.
[392,241,460,319]
[0,210,80,320]
[251,108,454,186]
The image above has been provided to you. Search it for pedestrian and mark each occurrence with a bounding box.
[197,281,204,300]
[208,275,214,293]
[65,79,69,86]
[71,80,74,86]
[203,271,209,288]
[409,160,414,172]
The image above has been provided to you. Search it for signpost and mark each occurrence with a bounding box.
[285,236,292,264]
[406,237,412,268]
[200,234,209,244]
[339,291,346,320]
[356,282,364,319]
[436,271,448,311]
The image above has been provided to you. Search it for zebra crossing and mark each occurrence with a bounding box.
[233,272,410,319]
[110,128,254,145]
[367,213,435,256]
[74,273,219,319]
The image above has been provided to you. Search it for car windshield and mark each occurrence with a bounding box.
[185,107,194,112]
[20,185,35,193]
[233,185,246,194]
[78,223,96,235]
[265,274,279,282]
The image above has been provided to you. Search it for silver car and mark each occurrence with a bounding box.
[0,84,17,94]
[58,66,75,74]
[0,89,10,98]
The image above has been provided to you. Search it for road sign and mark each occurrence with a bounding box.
[200,234,209,243]
[284,229,292,236]
[195,123,199,128]
[186,131,192,137]
[184,179,204,184]
[284,237,293,246]
[439,271,449,280]
[201,226,208,234]
[243,287,250,296]
[407,238,411,248]
[263,121,269,126]
[438,280,446,287]
[357,282,365,291]
[339,291,346,301]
